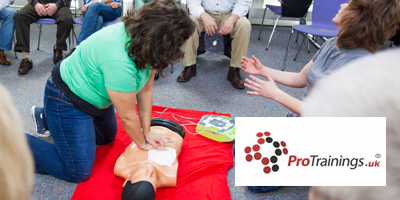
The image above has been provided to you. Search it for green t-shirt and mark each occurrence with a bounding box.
[60,22,152,109]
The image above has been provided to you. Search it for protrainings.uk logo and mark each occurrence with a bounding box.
[244,131,289,174]
[244,131,381,174]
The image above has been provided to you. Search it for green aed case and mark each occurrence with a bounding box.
[196,115,235,142]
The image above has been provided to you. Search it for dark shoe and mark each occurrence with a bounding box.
[0,51,11,65]
[227,67,245,89]
[18,58,33,74]
[53,47,63,64]
[177,64,196,82]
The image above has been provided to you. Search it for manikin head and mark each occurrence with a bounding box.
[114,118,185,200]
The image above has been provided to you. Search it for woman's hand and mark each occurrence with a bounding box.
[107,2,120,9]
[144,131,174,151]
[241,55,265,76]
[244,74,282,100]
[81,4,89,14]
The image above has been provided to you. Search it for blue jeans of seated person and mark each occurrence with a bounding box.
[76,2,122,45]
[26,76,118,183]
[0,7,17,51]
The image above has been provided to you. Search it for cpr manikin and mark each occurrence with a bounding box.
[114,118,185,200]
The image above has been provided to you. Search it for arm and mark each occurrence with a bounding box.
[232,0,252,18]
[188,0,205,19]
[136,70,155,144]
[55,0,72,8]
[107,88,149,149]
[242,55,313,88]
[244,74,304,116]
[136,70,172,150]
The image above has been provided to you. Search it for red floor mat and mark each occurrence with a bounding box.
[72,105,233,200]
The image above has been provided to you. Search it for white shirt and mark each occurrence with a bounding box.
[188,0,252,19]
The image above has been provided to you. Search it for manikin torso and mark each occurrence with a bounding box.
[114,126,184,191]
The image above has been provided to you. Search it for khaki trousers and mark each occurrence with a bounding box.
[183,12,251,68]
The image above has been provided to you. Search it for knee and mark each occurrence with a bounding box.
[4,8,17,19]
[66,171,92,183]
[235,17,251,30]
[189,15,200,35]
[87,2,102,12]
[58,16,73,26]
[13,11,24,21]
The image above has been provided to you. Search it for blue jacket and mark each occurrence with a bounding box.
[0,0,14,11]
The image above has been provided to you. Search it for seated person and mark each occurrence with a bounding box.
[178,0,252,89]
[304,49,400,200]
[14,0,73,74]
[241,0,400,116]
[75,0,122,47]
[114,118,185,200]
[0,0,17,65]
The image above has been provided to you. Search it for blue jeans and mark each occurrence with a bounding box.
[26,76,118,183]
[0,7,17,51]
[76,2,122,45]
[247,186,283,193]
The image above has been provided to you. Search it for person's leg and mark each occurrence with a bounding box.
[178,15,205,82]
[215,14,250,89]
[0,7,17,51]
[0,7,17,65]
[26,76,96,183]
[182,15,204,67]
[229,17,251,69]
[77,3,121,45]
[93,105,118,145]
[52,6,73,51]
[13,4,42,53]
[94,15,103,33]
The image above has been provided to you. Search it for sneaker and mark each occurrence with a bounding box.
[31,106,51,137]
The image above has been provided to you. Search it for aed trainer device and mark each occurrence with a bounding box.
[196,115,235,142]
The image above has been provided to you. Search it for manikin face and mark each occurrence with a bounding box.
[332,2,350,29]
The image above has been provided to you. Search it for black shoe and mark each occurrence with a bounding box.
[18,58,33,74]
[53,46,63,64]
[227,67,245,89]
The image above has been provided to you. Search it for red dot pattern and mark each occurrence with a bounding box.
[254,152,262,160]
[262,157,270,165]
[264,166,271,174]
[253,144,260,151]
[283,148,288,155]
[246,155,253,162]
[258,138,265,145]
[243,131,289,175]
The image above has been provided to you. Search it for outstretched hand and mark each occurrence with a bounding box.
[144,131,174,151]
[244,74,281,100]
[241,55,265,76]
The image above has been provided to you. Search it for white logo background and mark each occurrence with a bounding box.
[235,117,386,186]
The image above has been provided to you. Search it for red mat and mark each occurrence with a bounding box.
[72,105,233,200]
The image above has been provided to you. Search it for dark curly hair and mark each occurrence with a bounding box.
[337,0,400,52]
[122,0,195,74]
